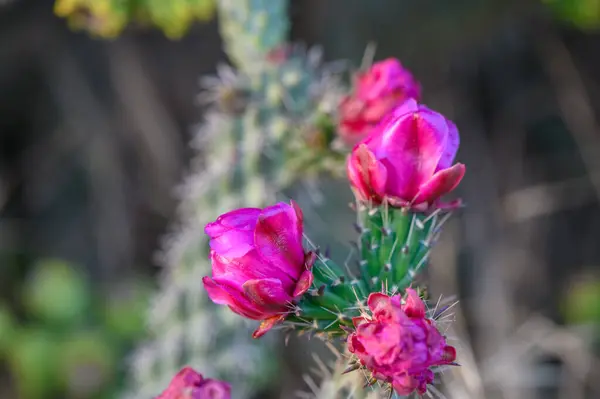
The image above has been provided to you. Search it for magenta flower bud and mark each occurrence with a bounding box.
[338,58,421,145]
[202,201,314,338]
[157,367,231,399]
[346,98,465,210]
[348,290,456,396]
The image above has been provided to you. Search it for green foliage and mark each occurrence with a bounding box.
[57,330,118,399]
[0,304,16,358]
[1,259,151,399]
[53,0,216,38]
[101,281,152,342]
[544,0,600,30]
[22,259,89,327]
[8,329,61,399]
[563,275,600,325]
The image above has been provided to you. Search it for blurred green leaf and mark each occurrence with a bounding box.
[101,279,152,342]
[544,0,600,30]
[0,303,16,359]
[58,330,118,399]
[53,0,216,39]
[22,259,90,327]
[563,276,600,324]
[8,329,61,399]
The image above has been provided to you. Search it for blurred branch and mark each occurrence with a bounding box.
[481,315,600,398]
[42,47,133,281]
[537,31,600,204]
[503,174,598,222]
[108,39,183,216]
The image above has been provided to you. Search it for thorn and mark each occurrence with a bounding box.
[384,263,391,272]
[339,275,346,283]
[401,245,409,255]
[349,202,357,211]
[317,285,326,296]
[324,246,331,259]
[340,325,354,334]
[363,377,377,388]
[381,227,391,236]
[342,363,361,374]
[353,223,363,233]
[350,241,359,251]
[449,361,461,367]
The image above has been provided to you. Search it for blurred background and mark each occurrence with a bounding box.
[2,0,600,398]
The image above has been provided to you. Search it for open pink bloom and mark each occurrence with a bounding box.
[202,201,314,338]
[157,367,231,399]
[339,58,421,145]
[347,98,465,210]
[348,290,456,396]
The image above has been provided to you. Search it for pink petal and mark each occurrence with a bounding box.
[385,97,419,120]
[352,316,370,328]
[437,119,460,171]
[243,278,293,310]
[412,163,465,205]
[293,270,314,297]
[202,276,265,320]
[205,208,261,237]
[367,292,392,314]
[252,315,286,338]
[209,250,296,291]
[157,367,205,399]
[208,231,254,258]
[205,208,261,258]
[402,288,426,319]
[392,373,423,396]
[197,379,231,399]
[347,144,388,202]
[377,104,448,200]
[254,202,305,279]
[348,334,366,354]
[441,345,457,364]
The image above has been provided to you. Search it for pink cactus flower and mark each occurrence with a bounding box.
[202,201,314,338]
[346,98,465,210]
[338,58,421,145]
[348,290,456,396]
[157,367,231,399]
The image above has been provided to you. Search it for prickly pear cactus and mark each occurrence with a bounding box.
[123,1,349,398]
